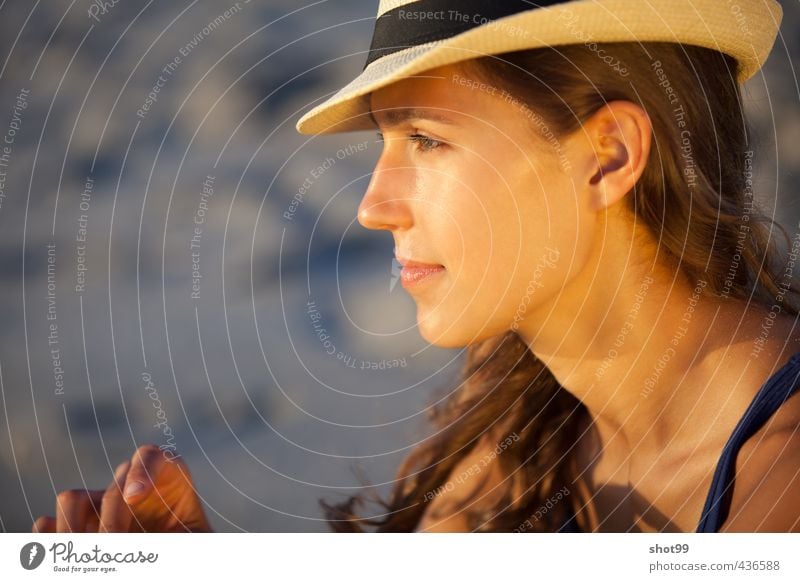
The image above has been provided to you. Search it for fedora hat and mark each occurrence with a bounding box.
[295,0,783,136]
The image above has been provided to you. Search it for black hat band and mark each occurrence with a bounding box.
[364,0,567,69]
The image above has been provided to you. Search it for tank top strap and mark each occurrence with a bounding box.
[695,350,800,532]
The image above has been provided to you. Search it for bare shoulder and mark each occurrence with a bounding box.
[719,399,800,532]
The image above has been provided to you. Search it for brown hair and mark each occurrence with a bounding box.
[318,41,800,532]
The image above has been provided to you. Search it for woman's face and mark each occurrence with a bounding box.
[359,62,597,348]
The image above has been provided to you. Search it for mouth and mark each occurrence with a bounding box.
[396,257,445,289]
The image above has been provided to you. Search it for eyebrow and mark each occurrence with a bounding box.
[368,107,459,130]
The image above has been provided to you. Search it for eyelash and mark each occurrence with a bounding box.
[376,132,444,153]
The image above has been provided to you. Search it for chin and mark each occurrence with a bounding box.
[416,314,503,348]
[418,330,470,348]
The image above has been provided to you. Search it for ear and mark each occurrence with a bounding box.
[578,101,652,212]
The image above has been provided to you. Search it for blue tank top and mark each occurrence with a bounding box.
[557,350,800,533]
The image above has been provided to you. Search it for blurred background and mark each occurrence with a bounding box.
[0,1,798,532]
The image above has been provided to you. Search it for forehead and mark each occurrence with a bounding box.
[368,63,498,127]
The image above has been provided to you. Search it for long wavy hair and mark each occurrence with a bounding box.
[319,41,800,532]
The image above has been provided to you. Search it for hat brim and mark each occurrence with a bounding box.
[295,0,783,135]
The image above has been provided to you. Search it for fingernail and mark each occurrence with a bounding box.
[124,481,144,498]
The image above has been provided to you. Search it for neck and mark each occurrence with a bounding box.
[515,213,779,459]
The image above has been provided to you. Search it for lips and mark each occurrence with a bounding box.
[395,257,444,269]
[395,256,445,288]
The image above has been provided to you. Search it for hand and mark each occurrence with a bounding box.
[32,444,213,533]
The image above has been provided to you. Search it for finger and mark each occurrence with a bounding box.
[83,490,104,532]
[122,444,188,505]
[99,461,133,532]
[32,516,56,533]
[55,489,102,533]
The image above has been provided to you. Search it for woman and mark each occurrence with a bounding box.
[34,0,798,533]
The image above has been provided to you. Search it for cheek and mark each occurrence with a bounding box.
[416,170,493,268]
[472,171,585,313]
[415,154,587,323]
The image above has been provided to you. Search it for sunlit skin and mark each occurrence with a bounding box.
[359,62,800,532]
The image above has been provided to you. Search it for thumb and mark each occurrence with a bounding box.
[122,444,176,504]
[122,479,148,504]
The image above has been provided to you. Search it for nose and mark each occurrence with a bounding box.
[357,160,414,232]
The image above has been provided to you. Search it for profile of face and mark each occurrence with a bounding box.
[358,61,648,348]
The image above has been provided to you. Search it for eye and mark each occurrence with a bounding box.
[409,133,443,152]
[375,132,444,153]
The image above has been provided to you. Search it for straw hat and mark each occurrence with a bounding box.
[295,0,783,135]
